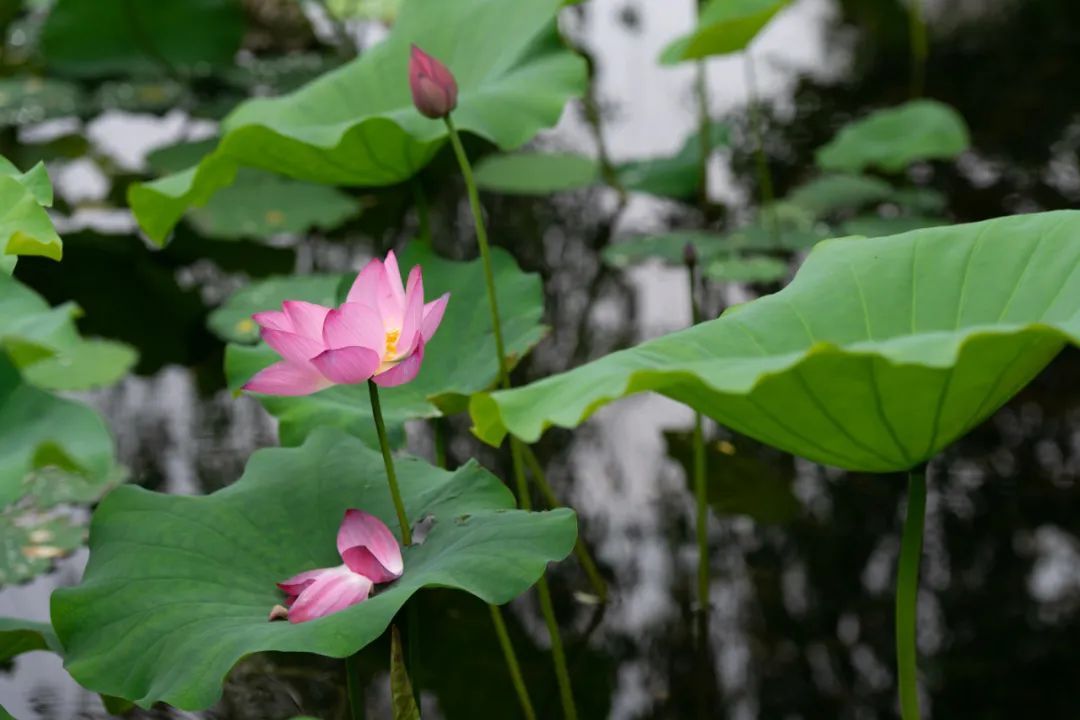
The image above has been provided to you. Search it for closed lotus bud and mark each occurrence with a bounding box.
[408,44,458,119]
[683,242,698,268]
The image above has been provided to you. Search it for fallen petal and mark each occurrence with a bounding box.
[268,604,290,622]
[276,567,330,597]
[311,346,382,385]
[338,509,404,582]
[287,566,374,623]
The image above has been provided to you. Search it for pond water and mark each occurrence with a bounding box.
[3,0,1080,718]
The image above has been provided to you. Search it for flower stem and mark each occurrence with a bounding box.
[444,115,511,388]
[345,655,366,720]
[520,443,608,603]
[897,465,927,720]
[489,603,538,720]
[695,60,711,211]
[446,115,579,720]
[685,253,710,636]
[367,380,411,546]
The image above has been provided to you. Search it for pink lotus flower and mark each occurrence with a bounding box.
[408,44,458,119]
[277,509,404,623]
[243,251,449,395]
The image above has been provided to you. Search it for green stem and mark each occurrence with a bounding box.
[444,115,511,388]
[367,380,411,545]
[446,115,578,719]
[685,254,710,632]
[520,445,608,603]
[695,60,712,211]
[489,603,538,720]
[908,0,927,98]
[743,53,779,247]
[345,655,366,720]
[896,465,927,720]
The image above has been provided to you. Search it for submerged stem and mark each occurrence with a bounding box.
[897,465,927,720]
[345,654,366,720]
[695,60,712,211]
[489,603,538,720]
[743,53,779,247]
[367,380,411,546]
[685,253,710,636]
[445,114,578,719]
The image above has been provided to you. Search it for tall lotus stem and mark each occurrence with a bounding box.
[367,380,411,546]
[909,0,927,98]
[445,113,579,720]
[897,465,927,720]
[684,244,710,637]
[743,52,779,247]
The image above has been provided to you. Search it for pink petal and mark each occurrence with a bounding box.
[283,301,332,341]
[243,361,330,396]
[277,567,331,597]
[287,565,373,623]
[395,266,425,356]
[252,310,293,332]
[373,340,424,387]
[420,293,449,343]
[337,509,404,582]
[346,257,385,308]
[261,328,326,364]
[322,303,386,351]
[310,346,381,385]
[383,251,406,307]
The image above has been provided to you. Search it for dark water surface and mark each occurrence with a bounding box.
[4,0,1080,717]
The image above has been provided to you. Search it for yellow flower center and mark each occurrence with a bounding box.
[384,329,401,357]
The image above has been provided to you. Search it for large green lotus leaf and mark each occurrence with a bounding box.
[785,173,894,217]
[0,617,62,660]
[0,353,119,510]
[221,244,546,446]
[127,0,586,244]
[615,123,728,200]
[0,273,136,390]
[470,211,1080,472]
[0,161,60,261]
[40,0,245,78]
[51,428,577,710]
[816,100,971,174]
[187,169,362,241]
[474,152,600,195]
[660,0,790,64]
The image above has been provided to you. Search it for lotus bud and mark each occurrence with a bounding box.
[408,44,458,119]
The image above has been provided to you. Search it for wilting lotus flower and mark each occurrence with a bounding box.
[243,251,449,395]
[276,509,404,623]
[408,44,458,119]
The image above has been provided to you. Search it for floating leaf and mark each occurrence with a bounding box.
[0,617,61,660]
[0,514,84,585]
[816,100,971,174]
[704,254,788,283]
[841,214,948,238]
[785,174,893,217]
[222,244,546,446]
[0,77,84,128]
[474,152,599,195]
[127,0,586,244]
[40,0,245,78]
[470,211,1080,472]
[660,0,790,64]
[0,273,136,390]
[615,123,728,200]
[602,231,728,269]
[52,428,577,710]
[890,186,947,215]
